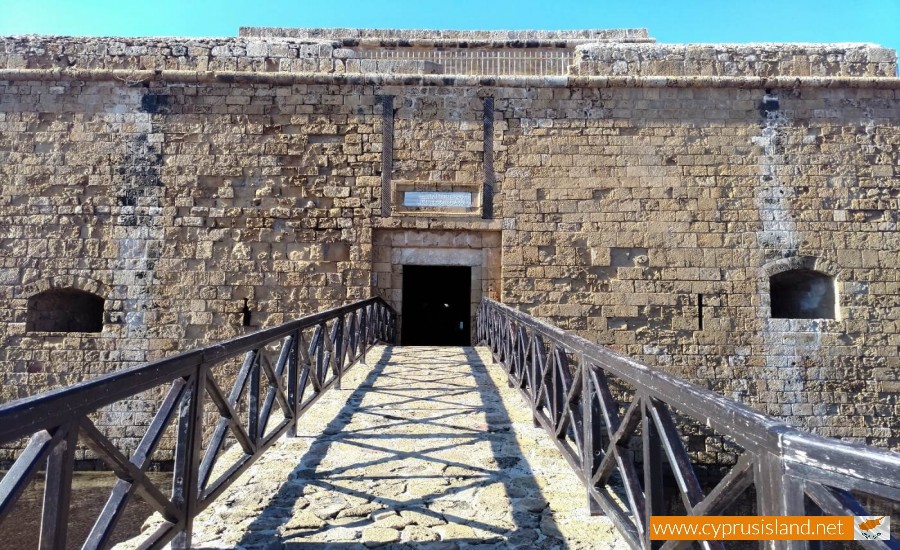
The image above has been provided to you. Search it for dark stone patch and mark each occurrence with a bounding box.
[140,93,171,114]
[118,189,137,206]
[759,91,780,118]
[495,456,520,468]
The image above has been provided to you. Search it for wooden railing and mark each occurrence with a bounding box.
[0,297,396,550]
[477,298,900,550]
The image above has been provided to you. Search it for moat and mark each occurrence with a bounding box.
[0,471,170,549]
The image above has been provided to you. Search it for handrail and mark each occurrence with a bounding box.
[477,298,900,550]
[0,297,397,550]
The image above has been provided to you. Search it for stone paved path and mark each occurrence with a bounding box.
[191,346,626,549]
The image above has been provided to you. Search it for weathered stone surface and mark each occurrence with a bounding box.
[361,526,401,546]
[323,526,361,542]
[399,509,446,527]
[338,502,385,518]
[309,494,350,519]
[183,346,626,548]
[280,510,325,531]
[434,522,478,541]
[401,524,440,542]
[372,512,414,530]
[1,27,898,467]
[573,43,897,77]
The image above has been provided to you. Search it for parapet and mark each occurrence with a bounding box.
[238,27,655,46]
[572,42,898,77]
[0,35,344,73]
[0,29,896,78]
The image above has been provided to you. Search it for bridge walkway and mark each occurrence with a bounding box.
[188,346,626,549]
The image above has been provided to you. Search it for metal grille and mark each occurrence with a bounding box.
[361,48,572,76]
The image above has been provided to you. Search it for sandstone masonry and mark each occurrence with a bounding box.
[0,29,897,461]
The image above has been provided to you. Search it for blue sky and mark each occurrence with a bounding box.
[0,0,898,54]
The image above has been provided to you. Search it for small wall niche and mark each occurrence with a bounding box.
[769,269,836,319]
[26,288,105,332]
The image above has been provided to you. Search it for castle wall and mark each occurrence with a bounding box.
[494,85,899,453]
[0,33,897,460]
[573,43,897,77]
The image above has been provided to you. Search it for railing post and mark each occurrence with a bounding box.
[316,323,326,387]
[373,305,380,342]
[378,304,384,343]
[360,305,368,363]
[371,304,378,344]
[171,369,206,550]
[39,422,77,550]
[475,303,481,343]
[506,322,517,388]
[484,306,491,350]
[488,308,494,350]
[379,305,385,342]
[287,331,300,437]
[390,307,397,343]
[479,301,486,343]
[755,444,807,550]
[486,302,491,342]
[642,396,665,550]
[335,314,345,390]
[582,361,603,516]
[248,350,261,443]
[516,325,528,386]
[347,311,358,361]
[390,306,396,343]
[530,333,543,427]
[495,309,501,354]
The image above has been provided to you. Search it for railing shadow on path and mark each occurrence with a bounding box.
[215,345,595,549]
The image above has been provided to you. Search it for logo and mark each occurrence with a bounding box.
[854,516,890,541]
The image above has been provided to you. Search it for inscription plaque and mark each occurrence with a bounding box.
[403,191,473,208]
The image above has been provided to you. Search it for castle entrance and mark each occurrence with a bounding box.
[401,265,471,345]
[371,227,501,344]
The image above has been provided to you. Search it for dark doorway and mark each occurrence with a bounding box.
[402,265,471,345]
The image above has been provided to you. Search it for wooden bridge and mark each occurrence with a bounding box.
[0,298,898,549]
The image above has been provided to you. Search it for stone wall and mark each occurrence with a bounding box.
[7,33,895,77]
[573,43,898,77]
[238,27,654,44]
[0,31,898,461]
[0,35,350,72]
[494,84,899,452]
[0,77,383,460]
